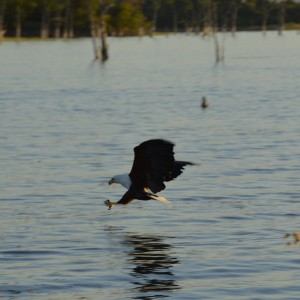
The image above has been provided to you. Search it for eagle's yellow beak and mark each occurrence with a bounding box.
[108,178,114,185]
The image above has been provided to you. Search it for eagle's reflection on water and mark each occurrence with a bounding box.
[123,234,181,299]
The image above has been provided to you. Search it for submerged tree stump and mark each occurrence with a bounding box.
[100,18,108,62]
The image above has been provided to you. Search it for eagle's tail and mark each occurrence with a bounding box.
[147,193,172,205]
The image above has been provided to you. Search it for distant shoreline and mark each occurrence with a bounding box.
[0,28,300,42]
[1,26,300,42]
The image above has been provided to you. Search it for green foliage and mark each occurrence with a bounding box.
[109,2,146,35]
[1,0,300,37]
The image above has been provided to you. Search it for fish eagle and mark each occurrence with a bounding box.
[105,139,194,210]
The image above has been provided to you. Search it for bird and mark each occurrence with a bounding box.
[201,96,208,109]
[105,139,195,210]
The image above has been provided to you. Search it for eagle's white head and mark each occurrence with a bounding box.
[108,173,132,190]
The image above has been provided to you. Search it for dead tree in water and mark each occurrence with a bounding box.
[89,0,111,62]
[89,1,100,59]
[213,31,226,63]
[100,15,108,61]
[213,0,240,63]
[201,2,226,63]
[212,3,226,63]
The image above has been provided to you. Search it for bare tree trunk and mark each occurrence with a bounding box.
[63,1,70,39]
[202,5,213,37]
[63,0,74,39]
[138,26,144,37]
[231,0,239,37]
[194,3,201,34]
[262,18,267,36]
[212,3,225,64]
[100,16,108,62]
[69,8,74,38]
[54,0,62,38]
[0,0,6,41]
[41,0,50,38]
[278,1,285,36]
[15,4,21,39]
[89,0,100,59]
[151,0,160,34]
[260,0,270,36]
[213,33,226,63]
[171,2,178,33]
[89,1,111,61]
[173,12,177,33]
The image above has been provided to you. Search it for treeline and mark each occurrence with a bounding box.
[0,0,300,39]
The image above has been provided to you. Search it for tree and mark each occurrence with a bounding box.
[191,0,204,34]
[11,0,34,38]
[165,0,178,32]
[53,0,63,38]
[88,0,113,61]
[277,0,286,35]
[256,0,272,34]
[40,0,51,38]
[109,1,146,35]
[0,0,6,40]
[151,0,161,34]
[179,0,196,32]
[63,0,74,38]
[13,0,23,38]
[1,0,300,38]
[213,2,226,63]
[201,0,214,36]
[230,0,241,36]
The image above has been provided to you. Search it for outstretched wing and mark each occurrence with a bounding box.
[129,139,175,193]
[165,161,195,182]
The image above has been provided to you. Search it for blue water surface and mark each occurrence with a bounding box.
[0,32,300,299]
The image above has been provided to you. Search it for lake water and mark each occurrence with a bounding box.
[0,32,300,299]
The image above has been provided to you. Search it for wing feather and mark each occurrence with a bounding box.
[165,161,195,182]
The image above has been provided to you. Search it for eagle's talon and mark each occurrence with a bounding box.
[104,199,115,210]
[104,199,111,210]
[284,233,300,246]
